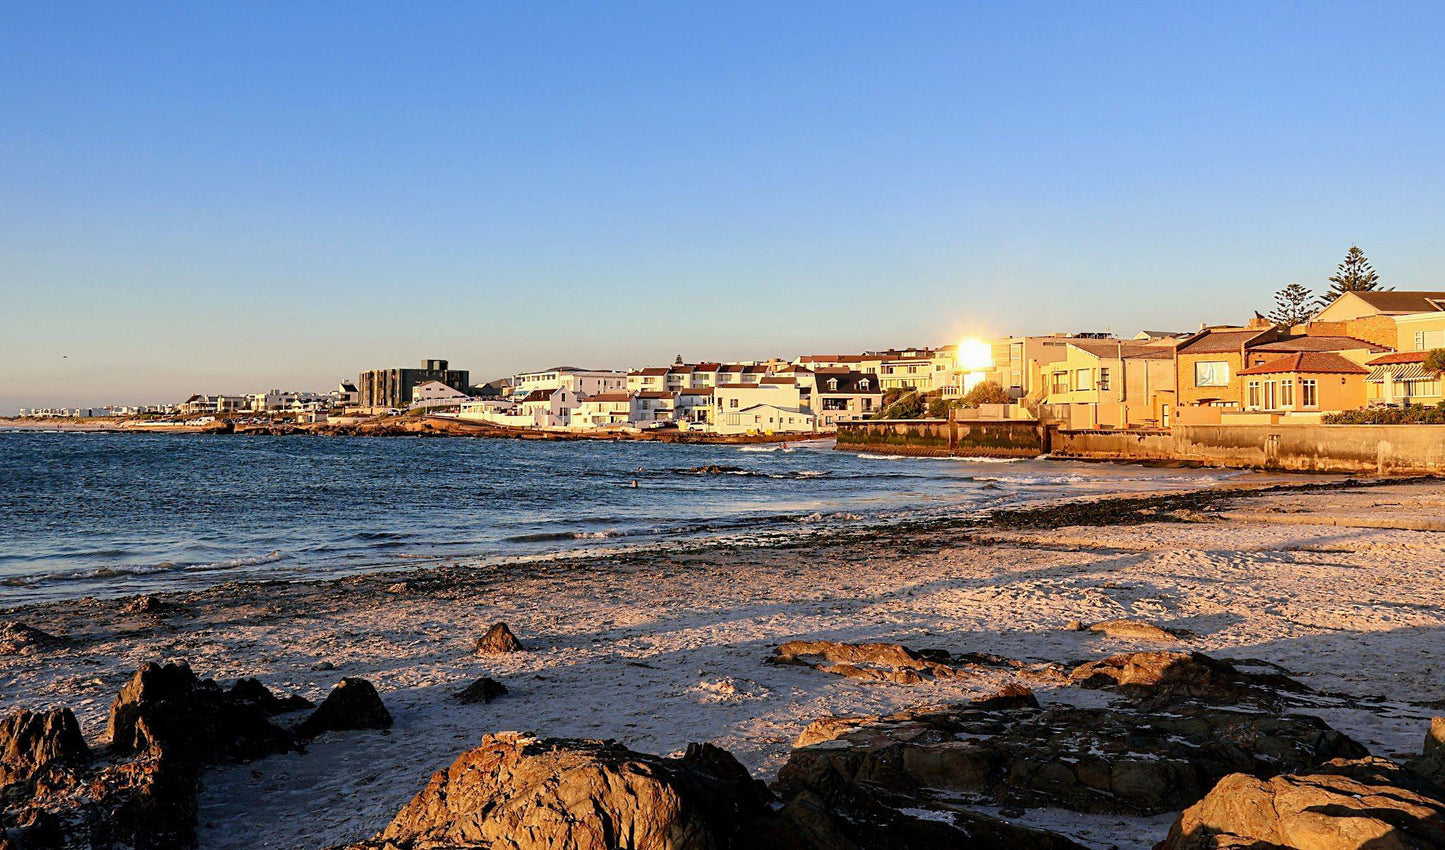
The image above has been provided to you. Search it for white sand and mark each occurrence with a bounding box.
[4,480,1444,849]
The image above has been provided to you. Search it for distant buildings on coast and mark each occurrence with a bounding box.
[20,290,1445,434]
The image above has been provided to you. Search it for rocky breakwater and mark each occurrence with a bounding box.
[0,662,394,849]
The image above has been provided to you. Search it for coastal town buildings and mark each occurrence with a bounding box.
[358,359,470,410]
[511,367,626,400]
[408,380,473,410]
[1172,325,1281,423]
[1365,352,1444,407]
[812,370,882,428]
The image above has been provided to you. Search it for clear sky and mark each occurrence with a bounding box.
[3,3,1443,411]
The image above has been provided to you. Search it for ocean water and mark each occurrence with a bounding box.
[0,430,1264,605]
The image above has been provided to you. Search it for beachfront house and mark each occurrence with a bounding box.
[409,380,473,410]
[675,388,714,427]
[715,403,816,435]
[812,370,882,430]
[511,367,626,400]
[1307,291,1445,349]
[1041,340,1176,429]
[571,392,634,429]
[631,390,677,424]
[519,387,579,428]
[1365,352,1444,407]
[1236,352,1369,421]
[1172,324,1281,424]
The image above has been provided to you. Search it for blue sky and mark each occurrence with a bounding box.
[3,3,1443,410]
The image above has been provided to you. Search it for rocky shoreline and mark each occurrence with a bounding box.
[4,480,1445,848]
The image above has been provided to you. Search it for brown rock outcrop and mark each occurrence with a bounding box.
[1070,651,1306,706]
[296,678,392,739]
[769,640,963,684]
[0,708,90,791]
[347,733,770,850]
[473,622,524,655]
[1156,758,1445,850]
[1085,619,1182,641]
[778,700,1365,816]
[1428,716,1445,755]
[0,623,58,656]
[107,661,295,762]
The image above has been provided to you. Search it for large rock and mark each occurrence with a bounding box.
[347,733,771,849]
[778,700,1366,816]
[0,623,58,656]
[106,661,295,763]
[474,622,525,655]
[337,733,1084,850]
[1070,651,1306,706]
[1427,717,1445,755]
[5,664,305,850]
[0,708,90,791]
[454,677,508,705]
[1156,757,1445,850]
[769,640,963,684]
[296,678,392,739]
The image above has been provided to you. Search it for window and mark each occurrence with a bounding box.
[1099,368,1111,391]
[1194,361,1230,387]
[859,379,870,391]
[730,399,739,408]
[1301,379,1318,408]
[1417,332,1427,351]
[1247,381,1261,409]
[1264,380,1277,410]
[862,398,873,410]
[1075,369,1093,391]
[826,378,838,391]
[1051,372,1070,395]
[1281,379,1294,407]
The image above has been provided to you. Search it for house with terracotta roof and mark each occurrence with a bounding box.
[1244,336,1391,370]
[632,390,676,424]
[1041,340,1176,429]
[570,392,634,429]
[1364,352,1443,407]
[1173,325,1281,423]
[675,388,714,427]
[1236,352,1368,420]
[626,367,670,393]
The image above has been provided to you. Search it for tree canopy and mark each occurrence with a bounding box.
[1267,282,1317,329]
[1326,245,1382,297]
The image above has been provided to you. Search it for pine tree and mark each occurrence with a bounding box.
[1267,282,1318,329]
[1326,245,1382,296]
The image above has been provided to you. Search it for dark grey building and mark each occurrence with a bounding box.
[357,358,470,409]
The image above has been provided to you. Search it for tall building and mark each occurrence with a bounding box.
[357,358,470,409]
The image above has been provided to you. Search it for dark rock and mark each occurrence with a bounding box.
[1069,650,1306,706]
[454,677,508,705]
[0,708,90,791]
[311,660,335,671]
[684,465,744,474]
[296,678,392,738]
[794,685,1040,748]
[107,661,293,763]
[778,700,1366,816]
[473,622,524,655]
[227,678,313,715]
[769,640,964,684]
[0,623,59,657]
[1157,757,1445,849]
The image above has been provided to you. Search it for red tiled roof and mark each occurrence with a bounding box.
[760,376,796,384]
[1068,340,1173,360]
[1237,352,1369,376]
[636,391,674,399]
[1336,291,1445,314]
[632,367,668,376]
[520,389,555,402]
[1366,351,1431,365]
[677,387,714,396]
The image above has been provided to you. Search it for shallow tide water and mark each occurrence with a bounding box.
[0,430,1266,605]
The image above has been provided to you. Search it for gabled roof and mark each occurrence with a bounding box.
[677,387,714,396]
[1237,352,1369,376]
[760,376,797,385]
[1068,340,1173,360]
[667,365,696,374]
[631,367,669,377]
[635,391,674,399]
[1367,351,1431,366]
[1176,327,1276,355]
[581,392,632,403]
[1253,336,1390,353]
[815,371,882,394]
[520,389,556,403]
[1336,291,1445,315]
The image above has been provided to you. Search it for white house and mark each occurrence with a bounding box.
[571,392,633,429]
[716,403,815,435]
[512,367,626,400]
[631,390,676,423]
[519,387,579,428]
[409,380,473,410]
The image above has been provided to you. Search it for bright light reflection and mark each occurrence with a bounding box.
[955,338,993,371]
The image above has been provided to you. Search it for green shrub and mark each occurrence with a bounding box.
[1324,404,1445,425]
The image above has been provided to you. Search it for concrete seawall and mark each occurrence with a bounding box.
[1054,424,1445,474]
[838,419,1445,473]
[836,419,1045,458]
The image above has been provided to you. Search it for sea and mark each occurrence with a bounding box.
[0,430,1269,606]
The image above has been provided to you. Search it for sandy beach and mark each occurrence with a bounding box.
[5,478,1445,849]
